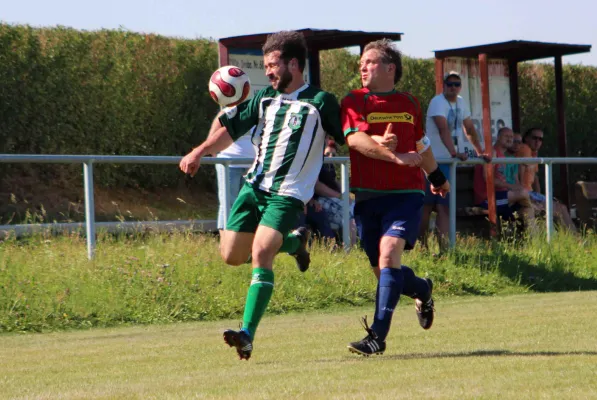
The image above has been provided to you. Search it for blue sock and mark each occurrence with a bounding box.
[401,265,431,301]
[371,267,404,342]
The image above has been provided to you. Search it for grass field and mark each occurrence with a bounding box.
[1,291,596,399]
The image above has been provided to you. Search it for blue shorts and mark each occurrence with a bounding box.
[478,191,520,220]
[354,193,424,267]
[424,163,450,206]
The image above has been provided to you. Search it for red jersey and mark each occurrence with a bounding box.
[341,88,425,193]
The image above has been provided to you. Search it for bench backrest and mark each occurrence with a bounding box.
[456,166,476,208]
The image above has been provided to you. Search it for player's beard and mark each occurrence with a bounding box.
[275,69,293,93]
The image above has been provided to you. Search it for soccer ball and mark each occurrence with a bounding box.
[208,66,251,107]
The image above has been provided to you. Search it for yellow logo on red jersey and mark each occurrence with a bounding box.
[367,112,414,124]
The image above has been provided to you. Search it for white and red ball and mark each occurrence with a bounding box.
[208,66,251,107]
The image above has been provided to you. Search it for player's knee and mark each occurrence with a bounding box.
[251,250,275,267]
[378,254,394,267]
[219,246,245,266]
[378,241,403,267]
[251,243,276,266]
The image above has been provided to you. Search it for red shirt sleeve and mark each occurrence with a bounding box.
[340,93,369,137]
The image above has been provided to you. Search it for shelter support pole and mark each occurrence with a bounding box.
[308,49,320,87]
[479,53,497,233]
[435,58,444,95]
[555,55,570,207]
[218,42,228,68]
[509,60,520,133]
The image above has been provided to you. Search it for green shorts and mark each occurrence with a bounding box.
[226,182,304,235]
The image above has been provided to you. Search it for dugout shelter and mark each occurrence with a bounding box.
[218,28,402,94]
[434,40,592,227]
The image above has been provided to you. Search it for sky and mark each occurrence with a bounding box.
[2,0,596,66]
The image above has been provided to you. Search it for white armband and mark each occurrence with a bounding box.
[416,135,431,154]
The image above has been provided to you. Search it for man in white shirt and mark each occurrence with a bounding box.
[419,71,489,250]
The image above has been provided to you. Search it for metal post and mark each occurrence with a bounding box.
[83,162,96,260]
[449,160,457,248]
[545,162,554,242]
[223,163,231,225]
[340,161,351,252]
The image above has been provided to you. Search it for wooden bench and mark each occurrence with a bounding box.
[575,181,597,229]
[453,166,491,237]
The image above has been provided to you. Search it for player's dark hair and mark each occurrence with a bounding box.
[363,39,403,84]
[263,30,308,72]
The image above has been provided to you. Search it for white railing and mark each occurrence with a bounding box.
[0,154,351,259]
[441,157,597,247]
[1,154,595,258]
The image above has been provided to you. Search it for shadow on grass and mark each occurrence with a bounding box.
[306,349,597,364]
[380,349,597,361]
[451,244,597,292]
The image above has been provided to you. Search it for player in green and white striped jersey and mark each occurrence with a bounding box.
[179,31,344,360]
[223,83,342,203]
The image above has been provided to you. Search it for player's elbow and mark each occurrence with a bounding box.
[345,133,361,150]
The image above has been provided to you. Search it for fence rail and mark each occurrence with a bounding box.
[2,154,597,259]
[442,157,597,246]
[0,155,351,259]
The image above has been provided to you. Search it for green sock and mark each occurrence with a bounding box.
[242,268,274,340]
[278,232,299,254]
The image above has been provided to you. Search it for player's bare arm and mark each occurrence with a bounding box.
[370,131,397,150]
[347,123,422,167]
[206,110,225,139]
[420,146,438,175]
[419,145,450,197]
[179,125,234,177]
[415,134,449,197]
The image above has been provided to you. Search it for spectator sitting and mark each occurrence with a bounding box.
[308,138,356,245]
[300,197,336,242]
[516,128,577,232]
[504,131,521,186]
[474,127,535,226]
[420,70,489,250]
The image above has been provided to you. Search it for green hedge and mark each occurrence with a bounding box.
[518,63,597,187]
[2,24,597,192]
[0,24,219,189]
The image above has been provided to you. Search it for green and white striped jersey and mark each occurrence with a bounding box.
[219,84,344,204]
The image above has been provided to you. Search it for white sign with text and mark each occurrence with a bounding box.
[227,49,310,99]
[444,57,512,158]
